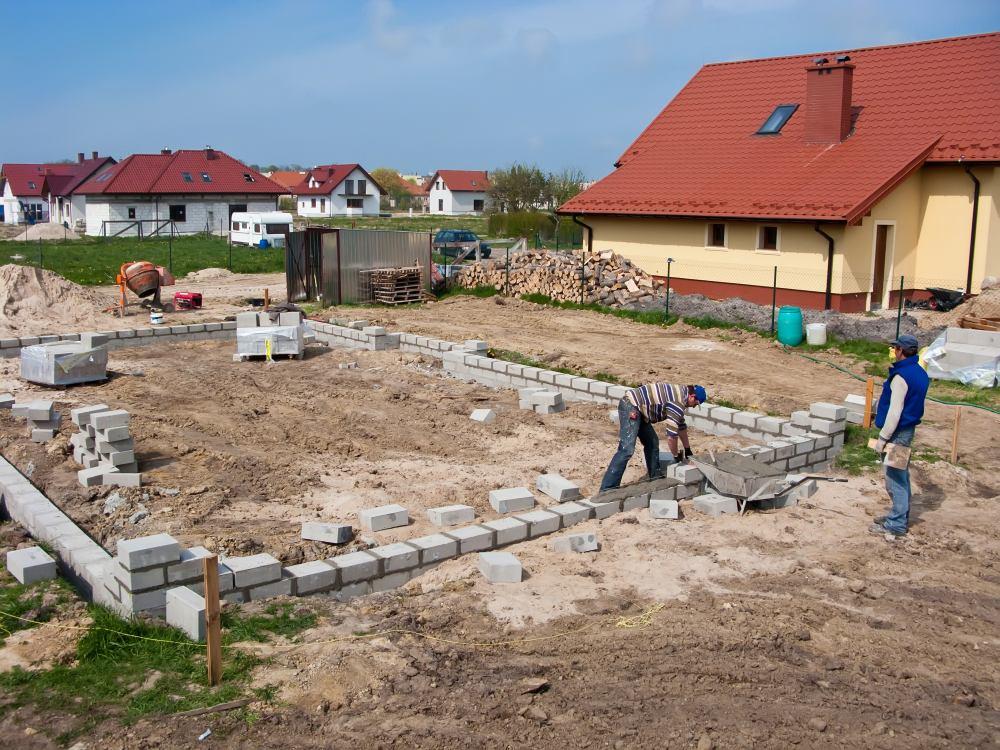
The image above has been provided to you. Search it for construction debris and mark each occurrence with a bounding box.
[69,404,141,486]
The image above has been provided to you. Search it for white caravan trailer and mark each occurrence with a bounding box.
[230,211,293,248]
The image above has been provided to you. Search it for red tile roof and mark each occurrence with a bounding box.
[293,164,383,196]
[560,33,1000,223]
[428,170,489,193]
[400,179,426,196]
[267,170,306,191]
[1,157,113,197]
[74,149,284,196]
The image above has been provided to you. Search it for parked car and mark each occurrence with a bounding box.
[432,229,491,259]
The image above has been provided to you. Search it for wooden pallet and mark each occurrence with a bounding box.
[960,315,1000,332]
[363,266,424,305]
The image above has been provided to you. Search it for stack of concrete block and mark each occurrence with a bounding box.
[11,400,60,443]
[518,387,566,414]
[70,404,141,487]
[6,545,57,584]
[235,310,306,360]
[20,334,109,386]
[311,320,401,352]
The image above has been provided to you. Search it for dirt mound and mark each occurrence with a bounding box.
[184,267,235,282]
[927,287,1000,329]
[0,264,112,336]
[10,223,81,241]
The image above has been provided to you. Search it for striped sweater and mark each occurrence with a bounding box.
[624,383,689,437]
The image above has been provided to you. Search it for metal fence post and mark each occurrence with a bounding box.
[770,265,778,336]
[505,249,510,296]
[580,247,585,303]
[39,237,43,270]
[664,258,674,320]
[895,275,905,339]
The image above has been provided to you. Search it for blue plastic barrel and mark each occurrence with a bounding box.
[776,306,804,346]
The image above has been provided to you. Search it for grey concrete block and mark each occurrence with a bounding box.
[246,574,293,601]
[481,517,528,546]
[531,390,564,407]
[301,522,353,545]
[333,580,373,601]
[809,402,847,421]
[166,546,229,584]
[757,416,785,434]
[470,408,496,424]
[166,586,206,641]
[788,454,808,469]
[113,560,165,592]
[767,440,795,460]
[693,493,739,518]
[358,504,408,532]
[444,525,494,553]
[71,404,110,427]
[649,486,677,502]
[479,551,522,583]
[285,560,337,594]
[106,449,136,467]
[669,464,703,483]
[550,532,598,553]
[6,546,56,584]
[551,501,590,528]
[117,533,180,570]
[120,587,167,614]
[362,326,387,336]
[649,498,680,520]
[622,493,650,511]
[580,498,619,519]
[489,487,535,514]
[223,553,281,587]
[810,418,846,435]
[514,509,561,537]
[30,428,57,442]
[533,402,567,415]
[426,504,476,527]
[371,570,412,593]
[371,542,420,573]
[96,436,134,454]
[407,534,458,564]
[92,409,130,430]
[330,551,380,583]
[790,410,812,427]
[102,470,141,488]
[711,406,739,424]
[732,411,763,428]
[236,312,259,329]
[536,473,582,502]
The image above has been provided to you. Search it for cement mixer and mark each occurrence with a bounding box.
[112,261,175,317]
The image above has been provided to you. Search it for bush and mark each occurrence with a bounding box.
[487,211,582,245]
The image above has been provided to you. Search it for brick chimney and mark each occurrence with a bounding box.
[804,61,854,144]
[77,152,85,163]
[205,146,217,160]
[91,151,99,160]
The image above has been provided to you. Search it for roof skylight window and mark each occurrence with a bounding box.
[757,104,798,135]
[27,181,36,189]
[243,173,255,183]
[181,171,194,183]
[201,173,212,183]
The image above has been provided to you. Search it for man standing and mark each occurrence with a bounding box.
[600,383,707,491]
[870,334,929,539]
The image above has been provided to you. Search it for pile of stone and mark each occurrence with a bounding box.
[518,387,566,414]
[10,399,60,442]
[455,250,664,307]
[70,404,141,487]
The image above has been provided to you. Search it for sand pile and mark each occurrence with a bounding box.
[184,267,235,282]
[0,264,113,336]
[12,223,81,241]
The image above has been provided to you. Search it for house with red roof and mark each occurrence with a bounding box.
[1,151,114,226]
[559,33,1000,311]
[74,147,284,237]
[427,170,489,215]
[293,164,382,217]
[264,170,306,196]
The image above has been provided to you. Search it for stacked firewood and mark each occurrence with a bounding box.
[455,250,663,306]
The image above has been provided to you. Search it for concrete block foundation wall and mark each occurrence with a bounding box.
[0,321,237,359]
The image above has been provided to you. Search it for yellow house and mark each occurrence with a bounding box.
[559,33,1000,312]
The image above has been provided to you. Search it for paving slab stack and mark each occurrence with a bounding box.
[11,399,60,443]
[20,332,109,386]
[234,311,306,360]
[70,404,141,487]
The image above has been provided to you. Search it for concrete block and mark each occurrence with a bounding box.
[649,486,677,502]
[464,339,488,352]
[489,487,535,514]
[470,408,496,424]
[222,553,281,587]
[6,546,56,584]
[96,436,134,454]
[167,546,231,585]
[31,428,57,442]
[359,504,408,532]
[622,493,649,511]
[481,517,528,546]
[514,509,561,537]
[444,525,494,553]
[370,542,420,573]
[333,580,373,601]
[579,499,619,520]
[790,410,813,427]
[551,501,591,528]
[301,522,353,545]
[91,409,130,430]
[106,449,136,467]
[533,402,567,415]
[530,390,564,407]
[347,319,370,330]
[113,560,165,592]
[117,533,180,570]
[767,440,795,460]
[809,402,847,421]
[426,504,475,527]
[478,551,522,583]
[536,473,582,502]
[98,425,131,443]
[757,416,785,434]
[246,574,293,601]
[166,586,206,641]
[23,400,54,421]
[236,312,259,329]
[330,551,380,583]
[711,406,739,424]
[362,326,387,336]
[668,464,703,483]
[0,393,13,409]
[371,570,413,593]
[788,454,808,469]
[810,418,846,435]
[102,471,142,488]
[607,385,628,400]
[71,404,110,427]
[77,466,107,486]
[649,498,680,520]
[120,587,167,614]
[550,532,598,553]
[278,311,302,326]
[732,411,763,428]
[407,534,458,564]
[286,560,338,594]
[693,493,739,518]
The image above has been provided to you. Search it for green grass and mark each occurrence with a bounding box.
[492,347,635,387]
[682,315,756,333]
[835,424,882,475]
[0,235,284,286]
[0,600,318,743]
[303,214,489,236]
[518,292,679,328]
[927,379,1000,409]
[0,568,72,646]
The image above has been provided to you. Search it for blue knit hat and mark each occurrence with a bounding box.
[692,385,707,403]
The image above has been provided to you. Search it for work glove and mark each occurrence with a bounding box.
[873,438,887,454]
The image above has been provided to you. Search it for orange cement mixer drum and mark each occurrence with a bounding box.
[123,261,160,298]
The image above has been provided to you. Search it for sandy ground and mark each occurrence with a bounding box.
[1,293,998,748]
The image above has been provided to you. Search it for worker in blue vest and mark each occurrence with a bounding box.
[870,334,929,539]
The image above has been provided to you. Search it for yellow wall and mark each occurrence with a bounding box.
[583,163,999,305]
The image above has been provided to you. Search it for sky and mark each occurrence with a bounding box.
[3,0,997,179]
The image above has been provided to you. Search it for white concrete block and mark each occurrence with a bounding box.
[166,586,206,641]
[481,517,528,546]
[809,402,847,421]
[478,551,522,583]
[285,560,337,594]
[489,487,535,514]
[514,509,561,537]
[551,501,590,528]
[6,546,56,584]
[470,408,496,424]
[668,464,703,483]
[359,504,409,532]
[330,551,380,583]
[649,498,680,520]
[222,553,281,587]
[579,499,619,520]
[116,533,180,570]
[790,410,812,427]
[426,504,476,527]
[407,534,458,564]
[301,522,353,544]
[91,409,130,430]
[550,532,598,553]
[693,493,739,518]
[370,542,420,573]
[444,525,494,553]
[536,473,582,502]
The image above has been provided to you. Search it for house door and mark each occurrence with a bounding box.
[871,224,893,310]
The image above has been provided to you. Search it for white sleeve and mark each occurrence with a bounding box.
[879,376,908,441]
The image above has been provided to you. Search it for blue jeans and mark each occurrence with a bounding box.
[600,399,662,490]
[883,426,915,535]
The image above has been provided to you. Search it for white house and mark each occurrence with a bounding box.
[1,151,112,226]
[294,164,382,217]
[426,170,489,215]
[73,148,284,237]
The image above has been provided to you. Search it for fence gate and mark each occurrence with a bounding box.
[284,226,329,302]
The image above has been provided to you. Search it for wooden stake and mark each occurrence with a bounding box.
[862,377,875,429]
[263,288,270,311]
[950,407,962,464]
[203,555,223,686]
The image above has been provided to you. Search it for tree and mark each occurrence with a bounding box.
[547,168,586,209]
[488,164,547,212]
[371,167,410,210]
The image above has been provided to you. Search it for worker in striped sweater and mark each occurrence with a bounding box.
[600,383,707,491]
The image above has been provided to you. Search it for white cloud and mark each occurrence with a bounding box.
[368,0,414,55]
[517,27,558,64]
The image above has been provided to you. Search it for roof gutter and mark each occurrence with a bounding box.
[572,215,594,305]
[964,164,980,294]
[814,223,835,310]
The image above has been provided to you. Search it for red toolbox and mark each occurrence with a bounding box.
[173,291,203,310]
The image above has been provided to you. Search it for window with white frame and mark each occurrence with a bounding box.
[706,222,727,248]
[757,225,779,251]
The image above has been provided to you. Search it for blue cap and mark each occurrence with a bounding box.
[692,385,707,403]
[890,334,919,349]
